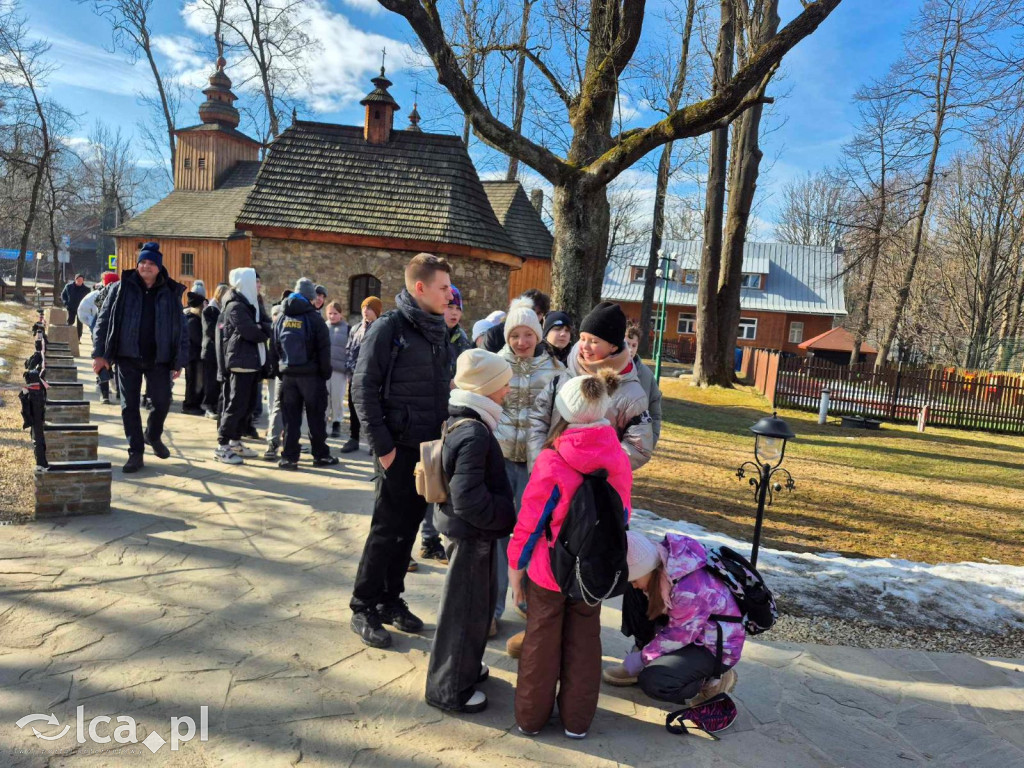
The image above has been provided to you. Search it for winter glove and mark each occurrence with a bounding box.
[623,650,645,676]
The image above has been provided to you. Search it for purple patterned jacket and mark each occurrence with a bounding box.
[641,534,746,668]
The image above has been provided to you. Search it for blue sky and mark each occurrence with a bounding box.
[27,0,914,234]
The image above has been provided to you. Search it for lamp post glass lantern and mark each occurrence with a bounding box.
[736,412,796,567]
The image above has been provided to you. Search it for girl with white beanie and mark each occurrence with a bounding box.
[507,370,633,739]
[492,297,566,634]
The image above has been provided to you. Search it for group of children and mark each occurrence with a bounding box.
[423,294,746,739]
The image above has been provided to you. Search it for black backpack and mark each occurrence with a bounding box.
[544,464,629,606]
[275,312,313,369]
[704,546,778,675]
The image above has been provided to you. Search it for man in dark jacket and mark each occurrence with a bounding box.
[62,274,91,339]
[215,267,271,464]
[92,243,187,473]
[425,349,515,713]
[350,253,454,648]
[273,278,338,469]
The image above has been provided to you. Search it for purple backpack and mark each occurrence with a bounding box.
[665,694,738,738]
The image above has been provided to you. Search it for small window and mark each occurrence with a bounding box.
[631,266,647,283]
[350,273,382,316]
[374,110,381,119]
[738,317,757,340]
[740,273,762,289]
[684,271,697,285]
[180,252,195,277]
[677,313,696,335]
[198,157,206,170]
[789,321,804,344]
[652,307,666,330]
[183,157,192,169]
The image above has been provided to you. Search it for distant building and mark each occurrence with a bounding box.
[482,182,553,301]
[799,326,877,366]
[601,240,848,357]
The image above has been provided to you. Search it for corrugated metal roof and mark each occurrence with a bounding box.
[602,239,847,316]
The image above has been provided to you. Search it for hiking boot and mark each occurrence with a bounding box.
[330,421,341,438]
[377,599,424,633]
[407,559,418,573]
[340,438,359,453]
[687,669,738,707]
[419,537,448,563]
[262,442,279,461]
[602,663,638,687]
[122,453,144,473]
[313,455,339,467]
[143,431,170,459]
[214,445,243,465]
[506,630,525,659]
[229,440,258,459]
[351,609,391,649]
[278,459,299,471]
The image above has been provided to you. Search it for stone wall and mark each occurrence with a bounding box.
[44,365,78,383]
[44,425,99,463]
[45,401,90,425]
[251,238,513,329]
[46,383,84,401]
[34,462,112,518]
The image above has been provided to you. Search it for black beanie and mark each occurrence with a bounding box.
[186,291,205,308]
[580,302,626,350]
[543,311,573,336]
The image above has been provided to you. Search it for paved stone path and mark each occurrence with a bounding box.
[2,352,1023,767]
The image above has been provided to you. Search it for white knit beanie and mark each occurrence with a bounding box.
[555,370,620,425]
[471,318,496,342]
[504,297,543,343]
[455,349,513,396]
[627,532,662,582]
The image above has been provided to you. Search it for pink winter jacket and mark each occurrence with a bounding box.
[507,424,633,592]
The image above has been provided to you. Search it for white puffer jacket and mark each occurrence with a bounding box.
[493,346,566,467]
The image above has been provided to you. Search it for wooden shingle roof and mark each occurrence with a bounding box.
[482,181,553,260]
[237,121,519,257]
[110,161,260,240]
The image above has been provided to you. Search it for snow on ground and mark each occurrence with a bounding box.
[0,311,20,333]
[632,509,1024,633]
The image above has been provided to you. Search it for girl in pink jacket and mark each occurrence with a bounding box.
[507,370,633,739]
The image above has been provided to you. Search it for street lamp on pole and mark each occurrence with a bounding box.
[735,412,796,567]
[653,250,675,384]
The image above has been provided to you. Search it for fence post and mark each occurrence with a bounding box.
[917,404,929,432]
[889,361,903,421]
[818,388,830,425]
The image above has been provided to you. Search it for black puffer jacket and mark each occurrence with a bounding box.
[217,289,271,376]
[434,406,516,540]
[272,294,331,379]
[92,269,187,368]
[484,321,505,354]
[201,303,220,362]
[352,289,452,455]
[184,308,203,364]
[61,281,90,315]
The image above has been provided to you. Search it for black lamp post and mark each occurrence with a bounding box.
[736,412,796,567]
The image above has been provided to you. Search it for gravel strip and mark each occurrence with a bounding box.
[769,613,1024,658]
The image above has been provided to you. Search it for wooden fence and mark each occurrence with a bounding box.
[743,349,1024,434]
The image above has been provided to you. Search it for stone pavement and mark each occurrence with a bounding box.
[1,352,1023,767]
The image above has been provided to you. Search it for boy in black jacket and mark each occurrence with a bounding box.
[273,278,337,469]
[425,349,515,714]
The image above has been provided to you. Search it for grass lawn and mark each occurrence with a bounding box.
[0,302,39,520]
[634,375,1024,567]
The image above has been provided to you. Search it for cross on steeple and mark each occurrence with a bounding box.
[381,47,387,71]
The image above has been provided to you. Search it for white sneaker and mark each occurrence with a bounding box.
[230,440,258,459]
[462,690,487,713]
[564,729,588,739]
[215,446,243,465]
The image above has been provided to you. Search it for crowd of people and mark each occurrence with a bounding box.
[80,244,747,739]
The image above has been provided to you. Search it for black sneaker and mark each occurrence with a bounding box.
[340,438,359,453]
[378,599,424,633]
[182,406,205,416]
[351,609,392,648]
[278,459,299,470]
[143,431,170,459]
[313,455,339,467]
[100,396,112,405]
[419,537,448,563]
[122,453,144,473]
[262,442,279,461]
[330,422,341,438]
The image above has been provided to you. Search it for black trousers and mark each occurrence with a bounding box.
[347,380,360,441]
[280,375,330,461]
[183,360,204,410]
[201,358,220,413]
[425,538,497,708]
[350,444,427,611]
[218,371,258,445]
[638,645,723,705]
[67,311,83,339]
[117,358,172,456]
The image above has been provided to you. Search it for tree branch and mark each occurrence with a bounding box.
[479,43,574,109]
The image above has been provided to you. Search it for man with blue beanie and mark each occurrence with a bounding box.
[92,242,188,473]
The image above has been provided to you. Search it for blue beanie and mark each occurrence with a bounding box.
[449,285,463,309]
[138,242,163,270]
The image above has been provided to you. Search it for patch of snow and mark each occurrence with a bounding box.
[0,311,20,333]
[631,509,1024,633]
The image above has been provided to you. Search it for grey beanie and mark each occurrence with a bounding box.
[294,277,317,301]
[315,284,327,297]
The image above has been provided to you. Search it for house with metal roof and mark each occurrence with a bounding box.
[481,181,553,301]
[601,240,848,357]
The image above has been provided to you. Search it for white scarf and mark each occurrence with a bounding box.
[449,389,503,431]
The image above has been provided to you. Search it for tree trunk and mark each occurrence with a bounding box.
[551,180,611,322]
[850,234,881,367]
[13,161,45,301]
[693,0,734,387]
[639,142,673,357]
[141,31,176,178]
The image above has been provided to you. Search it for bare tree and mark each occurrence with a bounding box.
[377,0,843,321]
[775,170,846,246]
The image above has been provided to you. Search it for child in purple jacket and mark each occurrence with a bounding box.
[603,531,744,706]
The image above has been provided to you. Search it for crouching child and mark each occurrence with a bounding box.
[425,349,516,714]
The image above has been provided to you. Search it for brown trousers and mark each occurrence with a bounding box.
[515,581,603,735]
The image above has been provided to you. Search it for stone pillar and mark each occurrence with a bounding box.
[44,364,78,383]
[45,324,80,356]
[34,461,112,518]
[44,424,99,463]
[46,383,85,401]
[44,400,90,424]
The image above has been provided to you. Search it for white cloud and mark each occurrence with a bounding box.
[37,30,152,97]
